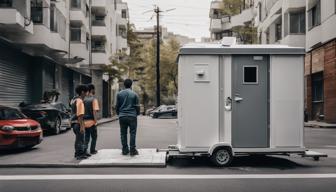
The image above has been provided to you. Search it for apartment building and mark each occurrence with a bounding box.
[305,0,336,123]
[0,0,129,117]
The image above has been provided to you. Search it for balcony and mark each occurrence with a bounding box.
[230,7,254,28]
[0,7,33,34]
[70,43,89,64]
[16,24,67,51]
[92,52,108,65]
[70,10,88,28]
[92,25,106,36]
[210,0,223,10]
[210,18,222,32]
[92,0,106,7]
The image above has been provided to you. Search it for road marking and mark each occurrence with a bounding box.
[1,174,336,180]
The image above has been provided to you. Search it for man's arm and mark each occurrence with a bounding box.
[76,99,85,133]
[92,98,100,124]
[115,94,121,115]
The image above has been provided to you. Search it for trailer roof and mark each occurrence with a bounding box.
[179,43,305,55]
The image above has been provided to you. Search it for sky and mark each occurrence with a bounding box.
[124,0,212,41]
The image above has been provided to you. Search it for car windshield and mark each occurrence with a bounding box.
[0,108,27,120]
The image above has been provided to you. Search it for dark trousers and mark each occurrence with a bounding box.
[72,123,85,157]
[119,116,137,152]
[85,125,97,153]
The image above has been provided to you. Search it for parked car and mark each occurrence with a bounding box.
[21,102,71,135]
[0,106,42,150]
[151,105,177,119]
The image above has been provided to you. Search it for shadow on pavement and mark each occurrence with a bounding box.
[168,155,310,170]
[0,147,38,156]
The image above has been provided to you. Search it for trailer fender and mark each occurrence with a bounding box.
[209,143,233,156]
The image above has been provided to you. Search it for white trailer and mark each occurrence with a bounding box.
[169,38,326,166]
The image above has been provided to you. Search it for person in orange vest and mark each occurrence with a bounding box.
[70,85,89,160]
[84,84,100,155]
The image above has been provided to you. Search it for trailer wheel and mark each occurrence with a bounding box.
[210,148,233,167]
[313,156,320,161]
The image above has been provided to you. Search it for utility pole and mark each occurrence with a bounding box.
[154,6,161,107]
[89,0,92,70]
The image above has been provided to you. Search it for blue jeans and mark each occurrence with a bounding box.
[85,125,97,153]
[72,123,86,157]
[119,116,137,152]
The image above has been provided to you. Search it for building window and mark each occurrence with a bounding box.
[0,0,12,7]
[92,40,105,53]
[118,25,127,38]
[70,26,81,42]
[243,66,258,84]
[275,23,282,41]
[50,4,58,32]
[215,32,222,40]
[122,9,127,18]
[312,72,324,102]
[290,11,305,34]
[92,15,105,26]
[308,0,321,30]
[258,2,262,22]
[71,0,81,9]
[31,0,43,24]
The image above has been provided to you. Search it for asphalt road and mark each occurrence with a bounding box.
[0,116,336,192]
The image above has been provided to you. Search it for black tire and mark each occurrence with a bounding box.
[210,148,233,167]
[52,116,62,135]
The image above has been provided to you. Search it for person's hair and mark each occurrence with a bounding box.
[124,79,133,88]
[87,84,95,92]
[75,84,88,95]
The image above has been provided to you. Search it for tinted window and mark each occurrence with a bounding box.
[0,108,26,120]
[244,66,258,84]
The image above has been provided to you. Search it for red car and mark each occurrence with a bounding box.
[0,106,43,150]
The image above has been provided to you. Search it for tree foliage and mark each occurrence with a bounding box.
[104,22,181,108]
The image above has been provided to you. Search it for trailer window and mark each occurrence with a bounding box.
[243,66,258,84]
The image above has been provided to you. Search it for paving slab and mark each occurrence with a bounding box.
[79,149,167,167]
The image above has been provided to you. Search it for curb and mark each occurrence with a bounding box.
[97,117,118,126]
[0,163,166,168]
[304,124,336,129]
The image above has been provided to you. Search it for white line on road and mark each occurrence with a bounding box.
[1,174,336,180]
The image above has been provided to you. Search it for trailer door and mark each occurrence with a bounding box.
[232,55,269,148]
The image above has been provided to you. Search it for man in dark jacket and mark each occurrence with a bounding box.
[116,79,140,156]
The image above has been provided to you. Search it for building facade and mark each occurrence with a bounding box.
[0,0,129,117]
[209,0,336,123]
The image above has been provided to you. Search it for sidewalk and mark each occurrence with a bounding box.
[305,121,336,128]
[97,116,118,126]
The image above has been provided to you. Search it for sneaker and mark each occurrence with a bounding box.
[90,150,98,155]
[122,150,129,155]
[130,149,139,156]
[76,155,88,160]
[84,153,91,157]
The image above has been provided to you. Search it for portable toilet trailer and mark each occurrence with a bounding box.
[172,38,326,166]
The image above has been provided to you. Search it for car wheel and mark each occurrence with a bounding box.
[210,148,233,167]
[52,116,62,135]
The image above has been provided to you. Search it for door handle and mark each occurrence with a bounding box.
[234,96,243,102]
